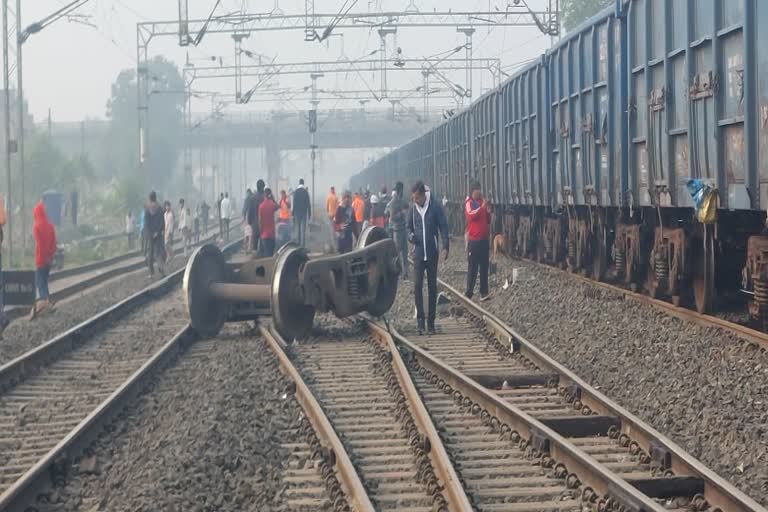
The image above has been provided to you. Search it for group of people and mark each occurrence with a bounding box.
[325,179,492,335]
[139,193,214,277]
[239,178,312,258]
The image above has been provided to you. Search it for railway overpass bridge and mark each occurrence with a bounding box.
[45,109,438,186]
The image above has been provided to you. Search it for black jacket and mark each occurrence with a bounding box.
[407,192,449,262]
[293,186,311,220]
[144,201,164,237]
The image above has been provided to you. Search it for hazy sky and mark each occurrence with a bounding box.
[11,0,553,123]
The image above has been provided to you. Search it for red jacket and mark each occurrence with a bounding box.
[464,196,491,241]
[258,198,279,239]
[33,202,57,268]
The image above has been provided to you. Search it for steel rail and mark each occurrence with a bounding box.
[435,276,767,512]
[380,319,664,512]
[258,324,374,512]
[365,319,474,511]
[0,239,242,511]
[4,229,223,322]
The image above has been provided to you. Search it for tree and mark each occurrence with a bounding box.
[562,0,613,33]
[102,56,185,192]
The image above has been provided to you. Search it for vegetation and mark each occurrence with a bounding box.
[101,56,186,193]
[562,0,613,32]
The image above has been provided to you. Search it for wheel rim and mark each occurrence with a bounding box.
[271,246,315,340]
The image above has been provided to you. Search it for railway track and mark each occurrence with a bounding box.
[4,229,223,322]
[261,299,765,510]
[0,239,239,510]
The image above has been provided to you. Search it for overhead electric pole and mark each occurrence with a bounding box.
[2,0,13,267]
[16,0,25,260]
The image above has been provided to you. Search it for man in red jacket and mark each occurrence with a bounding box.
[258,188,280,257]
[31,201,57,318]
[464,181,491,301]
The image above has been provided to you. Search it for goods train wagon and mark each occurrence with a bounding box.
[350,0,768,328]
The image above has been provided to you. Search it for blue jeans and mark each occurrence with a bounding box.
[36,266,51,300]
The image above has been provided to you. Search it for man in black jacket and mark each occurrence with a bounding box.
[144,191,166,277]
[292,178,311,247]
[407,181,449,334]
[249,180,265,253]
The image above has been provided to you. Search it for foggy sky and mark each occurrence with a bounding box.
[10,0,552,123]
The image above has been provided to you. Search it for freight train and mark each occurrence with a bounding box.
[351,0,768,326]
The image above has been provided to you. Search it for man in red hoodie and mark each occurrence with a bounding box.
[464,181,491,301]
[32,201,57,318]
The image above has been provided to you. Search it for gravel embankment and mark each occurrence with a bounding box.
[0,251,201,365]
[32,324,330,512]
[390,247,768,505]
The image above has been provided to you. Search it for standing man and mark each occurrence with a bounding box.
[144,191,165,277]
[387,181,409,280]
[464,181,492,301]
[178,199,191,257]
[31,201,57,319]
[352,190,365,231]
[258,188,280,257]
[334,191,358,254]
[369,194,387,228]
[277,189,292,249]
[216,193,224,237]
[292,178,311,247]
[242,189,254,254]
[164,201,175,264]
[139,208,146,255]
[220,192,232,241]
[326,186,338,222]
[249,180,266,253]
[407,181,449,335]
[200,200,210,236]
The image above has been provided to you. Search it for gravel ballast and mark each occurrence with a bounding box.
[33,324,331,512]
[389,246,768,506]
[0,250,203,366]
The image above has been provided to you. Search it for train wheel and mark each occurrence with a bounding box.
[692,226,715,314]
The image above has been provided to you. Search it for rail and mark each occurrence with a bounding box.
[0,238,241,511]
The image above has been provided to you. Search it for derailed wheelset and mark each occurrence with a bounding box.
[183,226,401,340]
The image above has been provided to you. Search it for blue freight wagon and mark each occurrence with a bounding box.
[350,0,768,328]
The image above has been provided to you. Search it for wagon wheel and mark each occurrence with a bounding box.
[692,226,715,314]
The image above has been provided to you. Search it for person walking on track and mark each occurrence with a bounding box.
[163,201,175,264]
[216,193,224,237]
[387,181,409,280]
[258,188,280,257]
[352,190,365,227]
[334,191,358,254]
[144,191,165,277]
[30,201,57,319]
[178,199,192,257]
[220,192,232,241]
[326,186,338,221]
[250,180,265,253]
[464,181,492,301]
[200,200,210,235]
[277,189,292,249]
[292,178,311,247]
[407,181,449,335]
[242,189,253,254]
